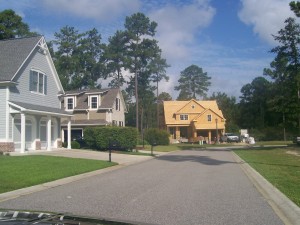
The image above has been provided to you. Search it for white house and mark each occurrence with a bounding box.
[0,36,72,153]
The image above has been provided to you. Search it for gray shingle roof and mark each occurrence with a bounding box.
[9,101,72,117]
[64,88,120,110]
[0,36,42,81]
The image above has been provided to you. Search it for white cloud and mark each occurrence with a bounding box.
[238,0,295,45]
[42,0,140,22]
[149,0,216,63]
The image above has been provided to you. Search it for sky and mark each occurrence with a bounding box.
[0,0,298,100]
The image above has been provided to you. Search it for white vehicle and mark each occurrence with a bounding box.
[221,133,240,143]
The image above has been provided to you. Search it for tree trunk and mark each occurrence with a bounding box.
[157,79,159,128]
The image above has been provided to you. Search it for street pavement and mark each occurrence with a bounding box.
[0,149,284,225]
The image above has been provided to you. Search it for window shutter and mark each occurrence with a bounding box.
[29,71,33,91]
[44,75,47,95]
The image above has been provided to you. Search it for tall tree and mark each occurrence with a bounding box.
[76,28,103,89]
[51,26,104,90]
[103,30,129,88]
[290,1,300,17]
[52,26,81,90]
[264,17,300,132]
[124,12,158,130]
[0,9,36,39]
[239,77,271,129]
[149,54,169,127]
[175,65,211,100]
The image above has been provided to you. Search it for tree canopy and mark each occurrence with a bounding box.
[0,9,36,39]
[175,65,211,100]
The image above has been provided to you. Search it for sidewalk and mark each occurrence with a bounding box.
[9,148,158,165]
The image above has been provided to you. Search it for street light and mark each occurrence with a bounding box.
[215,118,219,144]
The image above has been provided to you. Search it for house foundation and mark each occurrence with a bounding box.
[0,142,15,152]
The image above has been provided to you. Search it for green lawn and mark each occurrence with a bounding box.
[0,155,117,194]
[234,147,300,207]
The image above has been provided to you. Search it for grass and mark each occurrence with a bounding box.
[234,147,300,207]
[0,155,117,194]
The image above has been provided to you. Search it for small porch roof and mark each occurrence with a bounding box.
[9,101,72,117]
[61,119,108,126]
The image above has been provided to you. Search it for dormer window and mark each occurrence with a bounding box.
[90,95,99,109]
[66,97,74,110]
[180,114,188,120]
[207,115,212,122]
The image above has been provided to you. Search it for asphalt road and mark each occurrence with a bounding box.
[0,149,283,225]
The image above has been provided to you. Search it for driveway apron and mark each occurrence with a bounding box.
[0,149,283,225]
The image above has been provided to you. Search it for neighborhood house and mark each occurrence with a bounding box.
[61,88,127,141]
[163,99,226,143]
[0,36,72,153]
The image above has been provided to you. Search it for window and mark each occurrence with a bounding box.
[30,70,47,94]
[180,114,188,120]
[67,97,74,110]
[207,115,212,122]
[119,121,123,127]
[115,98,121,111]
[90,96,98,109]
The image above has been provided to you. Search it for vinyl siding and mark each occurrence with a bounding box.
[111,92,125,125]
[73,111,88,120]
[89,111,106,120]
[0,87,6,139]
[10,48,61,109]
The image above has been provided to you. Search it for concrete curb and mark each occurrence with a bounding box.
[231,152,300,225]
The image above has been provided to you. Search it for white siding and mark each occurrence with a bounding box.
[0,87,6,138]
[111,92,125,126]
[10,48,61,109]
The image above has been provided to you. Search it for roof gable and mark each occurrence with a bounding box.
[175,99,205,114]
[163,100,225,124]
[193,108,225,121]
[0,36,42,81]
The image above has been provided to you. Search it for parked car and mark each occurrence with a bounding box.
[221,133,240,143]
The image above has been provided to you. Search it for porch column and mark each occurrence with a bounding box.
[61,128,65,143]
[208,130,211,144]
[67,118,71,149]
[5,87,9,140]
[175,126,180,139]
[47,116,51,151]
[20,112,26,153]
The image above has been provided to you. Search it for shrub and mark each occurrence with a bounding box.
[83,126,138,150]
[137,138,149,145]
[83,127,97,149]
[144,128,169,146]
[71,141,80,149]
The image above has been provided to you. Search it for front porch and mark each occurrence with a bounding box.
[167,126,225,144]
[6,101,72,153]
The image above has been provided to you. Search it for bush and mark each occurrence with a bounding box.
[83,126,138,150]
[137,138,149,145]
[83,127,97,149]
[144,128,169,146]
[71,141,80,149]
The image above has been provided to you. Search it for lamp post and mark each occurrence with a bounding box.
[215,118,219,144]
